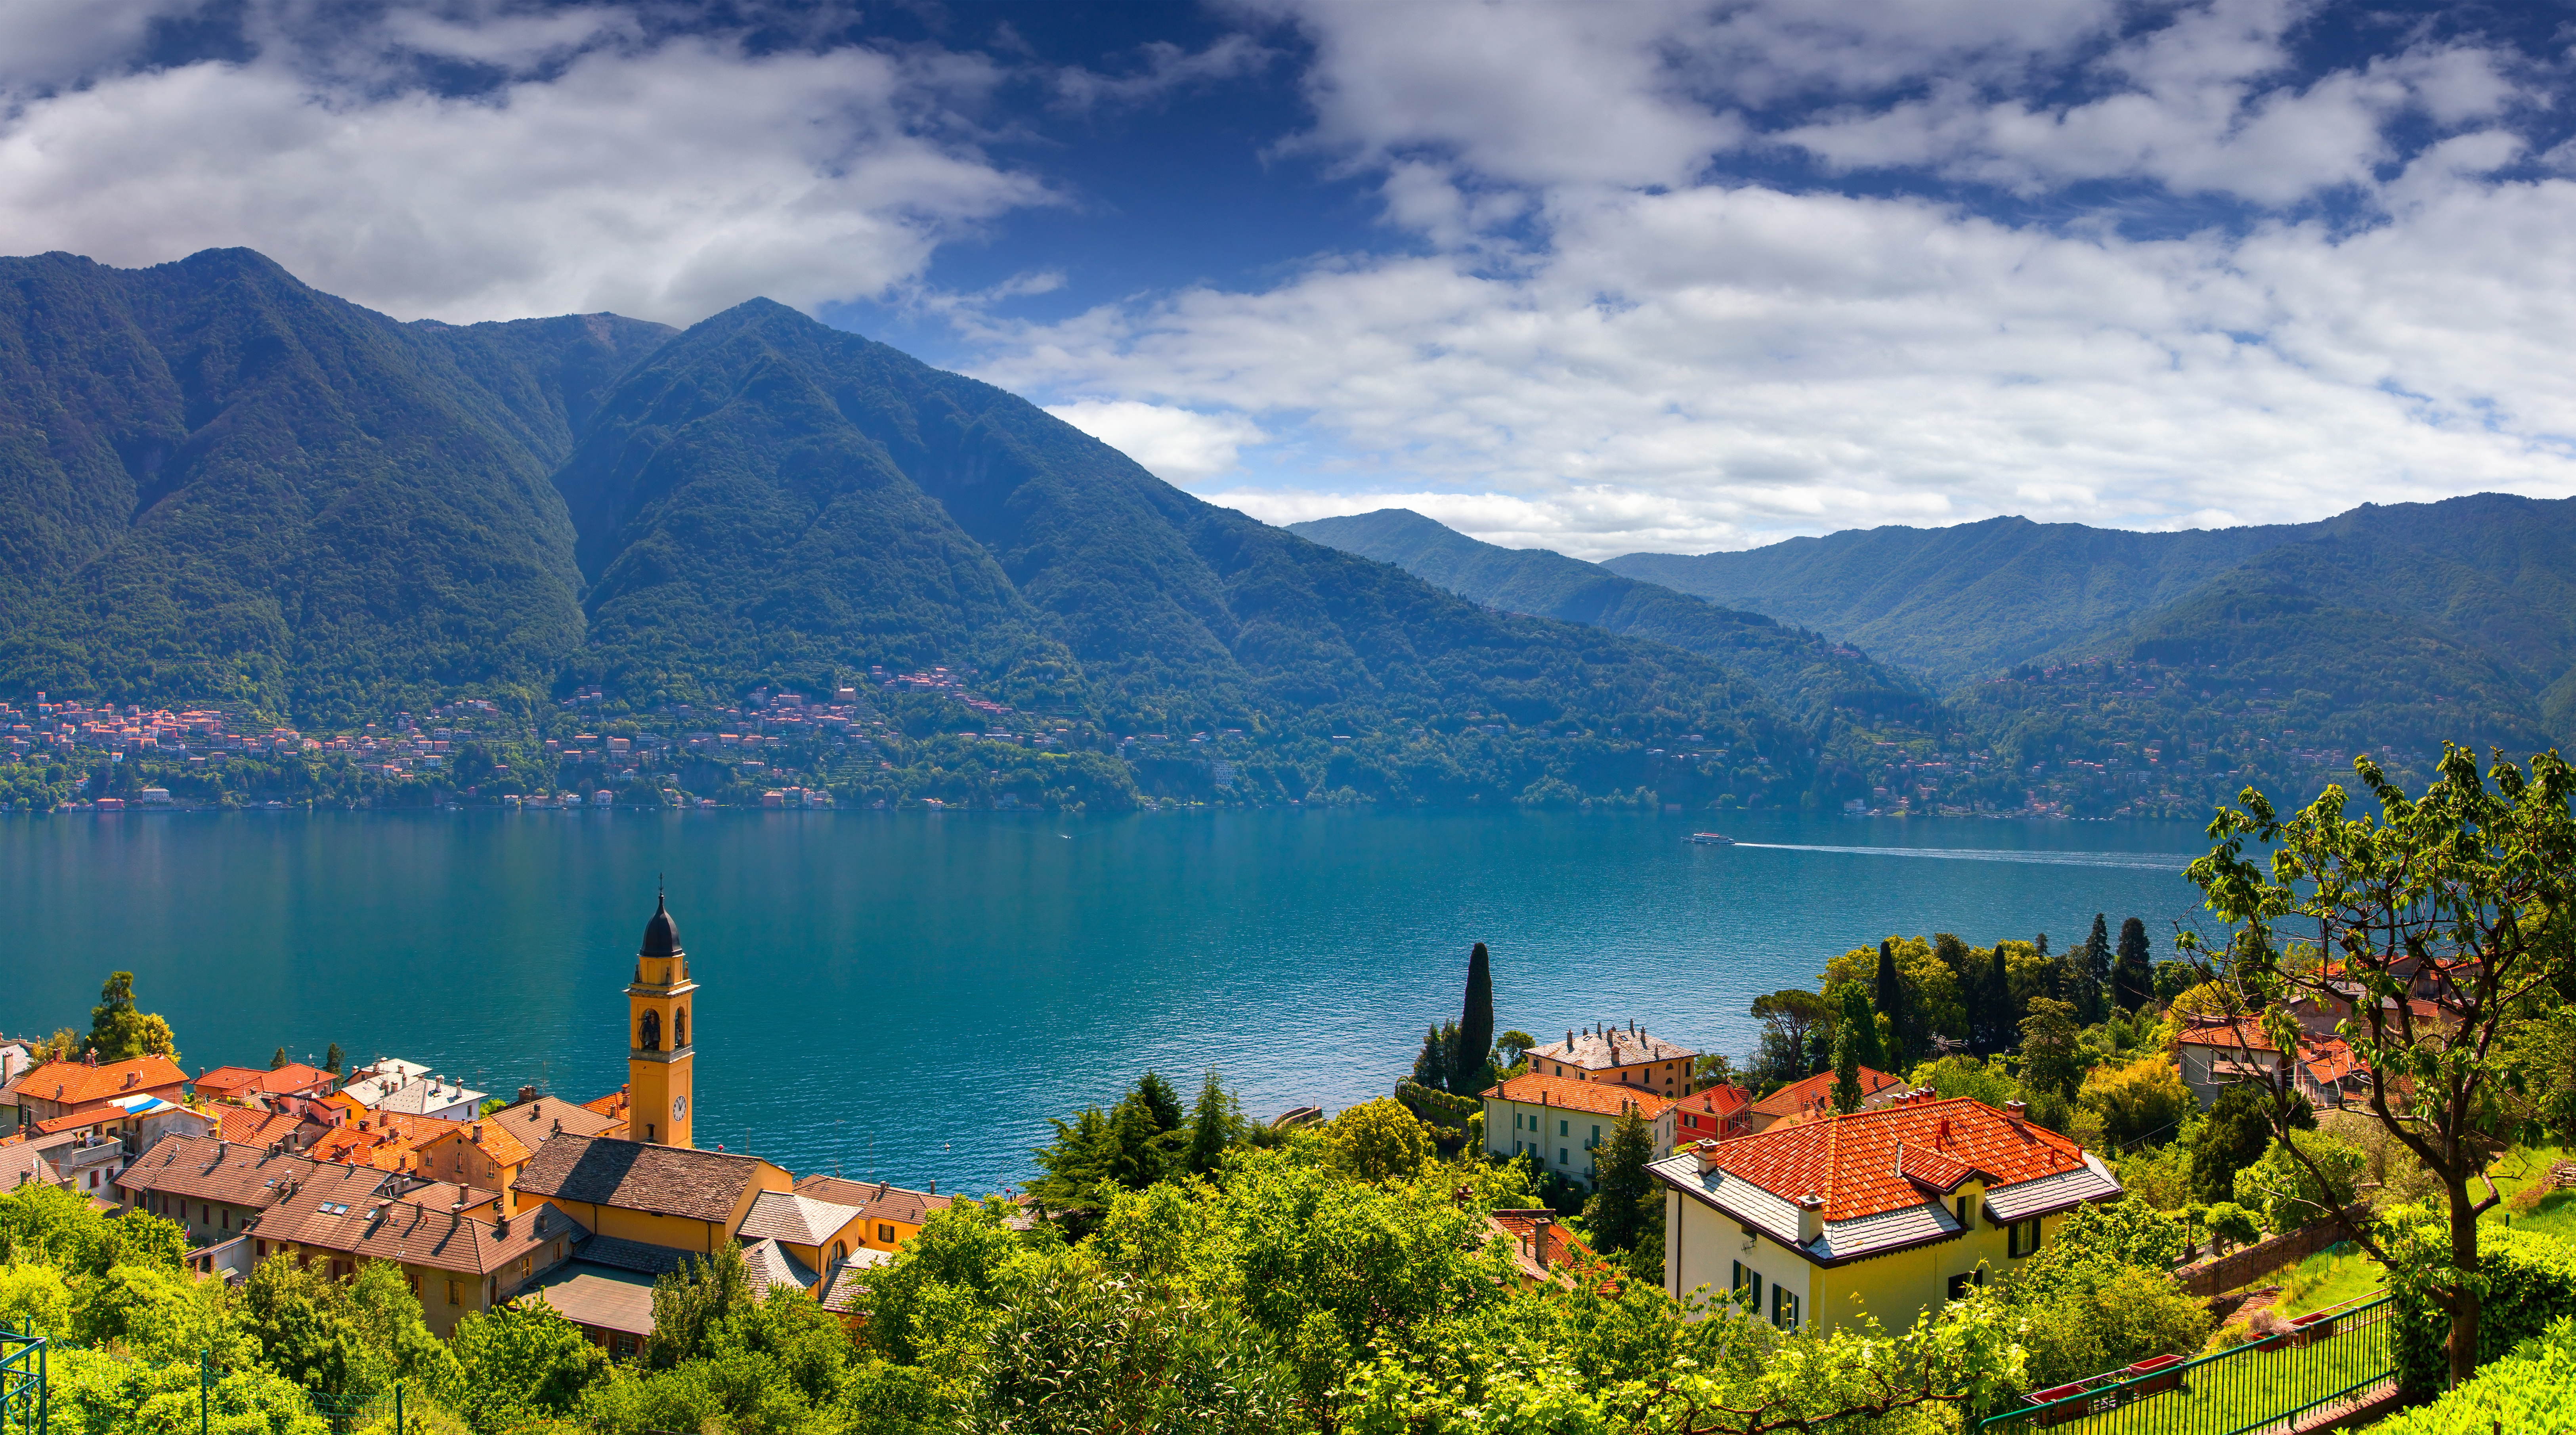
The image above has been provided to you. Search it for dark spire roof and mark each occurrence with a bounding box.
[639,892,682,959]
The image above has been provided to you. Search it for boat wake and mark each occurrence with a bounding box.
[1728,842,2197,872]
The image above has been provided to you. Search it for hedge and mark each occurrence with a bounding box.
[1393,1079,1480,1132]
[2394,1225,2576,1397]
[2377,1316,2576,1433]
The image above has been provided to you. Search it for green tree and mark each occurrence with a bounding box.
[2184,746,2576,1386]
[322,1041,344,1075]
[1583,1107,1658,1252]
[1411,1021,1456,1091]
[2080,1055,2194,1150]
[270,1047,287,1070]
[1831,1020,1864,1114]
[2235,1131,2367,1233]
[450,1299,611,1432]
[243,1254,364,1402]
[1496,1030,1538,1071]
[1874,939,1916,1070]
[2017,998,2083,1103]
[2072,913,2112,1022]
[2192,1082,2311,1204]
[1322,1099,1433,1183]
[1831,982,1881,1071]
[965,1258,1301,1435]
[1978,944,2015,1053]
[1184,1070,1244,1177]
[1452,941,1495,1096]
[644,1243,755,1370]
[2113,916,2156,1013]
[85,971,178,1063]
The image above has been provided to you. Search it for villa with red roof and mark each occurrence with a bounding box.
[2171,1017,2367,1110]
[1480,1072,1679,1185]
[1746,1066,1905,1132]
[1651,1090,2122,1333]
[194,1063,336,1105]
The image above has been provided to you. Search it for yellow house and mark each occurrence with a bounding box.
[418,1118,536,1197]
[738,1189,871,1273]
[1479,1072,1679,1187]
[1652,1092,2122,1333]
[791,1174,954,1253]
[510,1132,791,1254]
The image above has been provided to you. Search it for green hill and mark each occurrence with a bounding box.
[1288,508,1937,728]
[0,250,1821,806]
[1604,516,2309,687]
[0,249,671,724]
[556,300,1802,755]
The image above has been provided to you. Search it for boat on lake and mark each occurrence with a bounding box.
[1686,832,1736,845]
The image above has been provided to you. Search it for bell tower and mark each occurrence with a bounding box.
[627,889,696,1148]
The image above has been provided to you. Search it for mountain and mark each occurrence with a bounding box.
[1288,508,1936,727]
[552,299,1798,753]
[1603,516,2307,688]
[0,248,672,723]
[0,249,1821,806]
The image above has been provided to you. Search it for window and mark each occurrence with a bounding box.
[1771,1285,1800,1330]
[1731,1262,1762,1311]
[1956,1197,1973,1229]
[879,1223,895,1242]
[1589,1124,1601,1146]
[447,1279,463,1307]
[201,1203,211,1224]
[1946,1271,1984,1301]
[1559,1119,1569,1137]
[406,1273,421,1298]
[833,1242,847,1262]
[2008,1217,2043,1258]
[520,1255,533,1277]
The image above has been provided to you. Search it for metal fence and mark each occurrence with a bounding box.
[0,1329,41,1435]
[1976,1292,2394,1435]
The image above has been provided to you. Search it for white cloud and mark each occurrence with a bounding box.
[0,0,198,92]
[0,10,1054,323]
[1045,400,1268,483]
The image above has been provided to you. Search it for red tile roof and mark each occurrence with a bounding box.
[1750,1066,1901,1124]
[792,1175,954,1228]
[195,1064,335,1100]
[308,1112,463,1172]
[8,1056,187,1109]
[1486,1209,1612,1289]
[1479,1072,1678,1120]
[216,1106,306,1148]
[1698,1096,2090,1222]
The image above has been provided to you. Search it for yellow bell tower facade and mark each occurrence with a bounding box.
[627,892,697,1148]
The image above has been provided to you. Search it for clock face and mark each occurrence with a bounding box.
[673,1095,687,1118]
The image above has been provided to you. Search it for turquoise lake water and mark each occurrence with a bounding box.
[2,809,2213,1196]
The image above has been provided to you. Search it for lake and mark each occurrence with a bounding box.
[1,808,2213,1196]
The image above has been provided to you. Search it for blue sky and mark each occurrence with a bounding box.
[4,0,2574,557]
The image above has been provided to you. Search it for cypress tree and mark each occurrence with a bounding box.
[322,1041,344,1075]
[2113,917,2155,1013]
[1873,940,1911,1071]
[1831,1023,1864,1114]
[1454,941,1495,1095]
[270,1046,287,1070]
[2081,913,2113,990]
[1986,944,2014,1054]
[1835,982,1881,1070]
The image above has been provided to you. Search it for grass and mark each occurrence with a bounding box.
[2272,1245,2383,1320]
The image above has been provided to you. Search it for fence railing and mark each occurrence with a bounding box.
[1976,1292,2394,1435]
[0,1328,41,1435]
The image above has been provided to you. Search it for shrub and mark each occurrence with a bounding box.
[1322,1100,1434,1183]
[2391,1224,2576,1397]
[2080,1057,2195,1151]
[2376,1315,2576,1434]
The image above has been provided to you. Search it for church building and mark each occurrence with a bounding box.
[626,892,696,1147]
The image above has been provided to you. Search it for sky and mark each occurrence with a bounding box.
[4,1,2574,558]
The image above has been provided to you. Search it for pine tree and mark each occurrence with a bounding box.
[1873,940,1913,1071]
[270,1046,288,1070]
[2081,913,2113,991]
[1183,1070,1241,1176]
[1453,942,1495,1095]
[322,1042,344,1075]
[2112,917,2155,1013]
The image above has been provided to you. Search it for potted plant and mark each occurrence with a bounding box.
[2245,1310,2294,1352]
[2124,1353,2187,1396]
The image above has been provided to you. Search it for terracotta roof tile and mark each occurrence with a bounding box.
[1678,1085,1750,1116]
[8,1056,187,1109]
[1485,1209,1613,1290]
[307,1112,462,1171]
[258,1190,585,1276]
[486,1095,624,1143]
[792,1175,954,1227]
[516,1134,768,1224]
[195,1064,334,1099]
[1698,1097,2091,1222]
[1750,1067,1902,1122]
[1477,1072,1678,1120]
[216,1107,306,1148]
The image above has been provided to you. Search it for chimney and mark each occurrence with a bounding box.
[927,1180,936,1195]
[2004,1099,2028,1123]
[518,1085,539,1104]
[1936,1117,1950,1148]
[470,1124,482,1145]
[1796,1193,1825,1246]
[1531,1214,1552,1270]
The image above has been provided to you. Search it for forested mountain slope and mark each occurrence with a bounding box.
[1289,508,1936,727]
[1605,516,2307,686]
[0,249,671,722]
[0,250,1814,803]
[555,300,1796,750]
